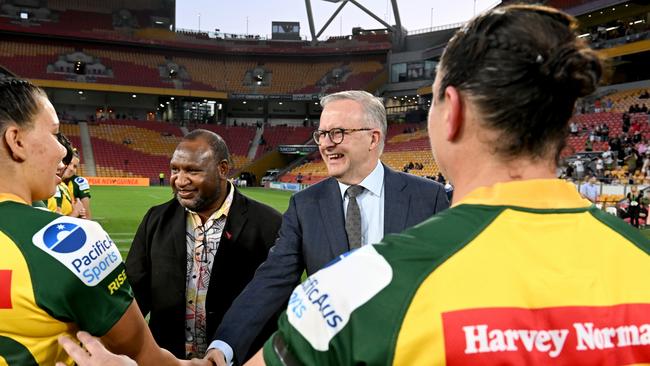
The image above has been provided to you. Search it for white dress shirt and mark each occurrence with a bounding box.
[337,160,385,247]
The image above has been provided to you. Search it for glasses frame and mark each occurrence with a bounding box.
[312,127,373,145]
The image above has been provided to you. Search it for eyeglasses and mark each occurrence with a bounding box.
[312,128,372,145]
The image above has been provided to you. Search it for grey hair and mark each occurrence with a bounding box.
[320,90,387,153]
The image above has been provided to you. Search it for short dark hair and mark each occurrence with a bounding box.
[438,4,604,160]
[182,129,231,165]
[0,78,47,131]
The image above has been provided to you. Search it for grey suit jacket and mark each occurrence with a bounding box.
[213,164,449,363]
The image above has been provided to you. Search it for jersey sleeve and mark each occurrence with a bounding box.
[73,176,91,199]
[28,216,133,336]
[263,245,394,365]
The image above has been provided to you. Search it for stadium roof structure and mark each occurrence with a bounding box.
[304,0,404,42]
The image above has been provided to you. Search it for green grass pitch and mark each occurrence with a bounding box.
[91,186,293,257]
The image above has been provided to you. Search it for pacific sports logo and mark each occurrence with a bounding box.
[442,304,650,365]
[43,222,87,253]
[32,217,121,287]
[74,176,90,190]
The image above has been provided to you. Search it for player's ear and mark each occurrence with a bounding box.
[3,124,28,162]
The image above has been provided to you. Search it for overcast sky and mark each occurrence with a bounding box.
[176,0,501,39]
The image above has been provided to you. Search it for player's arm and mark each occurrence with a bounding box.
[75,177,93,219]
[244,349,264,366]
[70,199,85,218]
[80,197,92,219]
[101,301,177,364]
[101,300,210,365]
[59,329,210,366]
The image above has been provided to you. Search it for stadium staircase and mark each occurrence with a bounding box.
[254,126,313,160]
[78,122,97,176]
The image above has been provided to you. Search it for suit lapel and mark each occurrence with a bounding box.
[383,165,410,235]
[318,178,349,253]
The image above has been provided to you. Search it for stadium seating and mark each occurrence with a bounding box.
[608,88,650,113]
[188,125,256,170]
[563,112,650,156]
[59,123,90,176]
[281,123,435,182]
[90,136,169,179]
[0,37,385,94]
[82,121,182,179]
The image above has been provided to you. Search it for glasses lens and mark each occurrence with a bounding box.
[313,130,324,144]
[330,128,344,144]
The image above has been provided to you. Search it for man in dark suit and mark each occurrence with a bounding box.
[206,91,449,365]
[125,129,282,360]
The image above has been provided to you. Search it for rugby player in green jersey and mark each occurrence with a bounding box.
[62,150,92,219]
[0,79,208,366]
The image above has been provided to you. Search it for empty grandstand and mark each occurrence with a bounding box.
[1,0,649,225]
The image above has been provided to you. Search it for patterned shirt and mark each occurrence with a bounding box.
[184,183,234,358]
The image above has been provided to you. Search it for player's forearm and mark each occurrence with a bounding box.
[81,197,92,219]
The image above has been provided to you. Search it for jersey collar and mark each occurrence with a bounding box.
[0,193,28,205]
[455,179,592,210]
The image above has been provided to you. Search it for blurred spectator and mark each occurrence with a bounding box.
[603,150,615,170]
[622,112,631,133]
[624,150,638,173]
[595,157,604,177]
[574,159,585,180]
[580,176,599,203]
[627,186,642,228]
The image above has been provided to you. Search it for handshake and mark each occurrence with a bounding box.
[58,332,235,366]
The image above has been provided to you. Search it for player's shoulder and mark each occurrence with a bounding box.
[73,176,90,189]
[30,215,121,286]
[285,245,393,350]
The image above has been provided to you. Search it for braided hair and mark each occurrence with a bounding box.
[437,5,604,161]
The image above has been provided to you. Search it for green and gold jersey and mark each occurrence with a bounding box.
[46,183,73,215]
[0,193,132,365]
[67,175,91,201]
[264,180,650,366]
